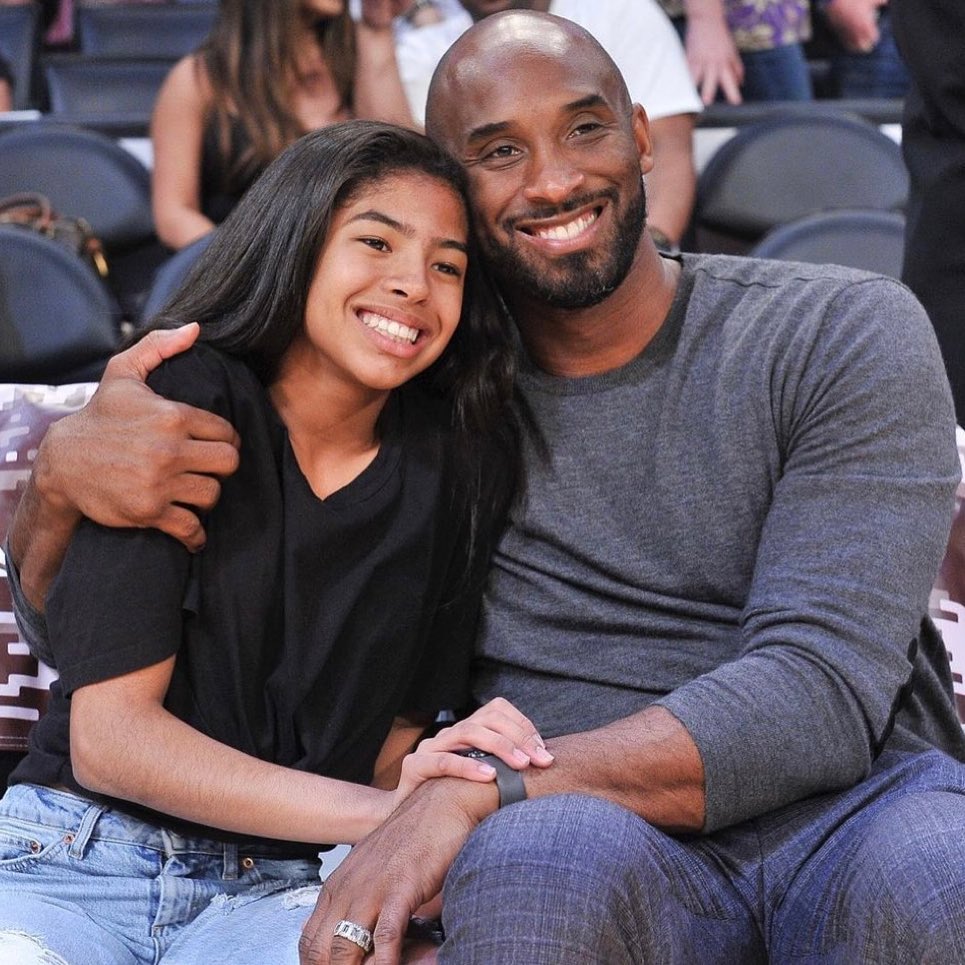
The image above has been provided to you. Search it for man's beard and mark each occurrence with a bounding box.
[481,180,648,310]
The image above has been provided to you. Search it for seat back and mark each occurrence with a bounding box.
[141,231,215,322]
[0,3,40,110]
[43,56,173,119]
[76,4,216,59]
[749,209,906,278]
[0,226,119,383]
[695,111,909,255]
[0,123,153,248]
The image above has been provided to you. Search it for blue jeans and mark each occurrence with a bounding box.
[438,748,965,963]
[0,784,322,964]
[147,748,965,963]
[741,43,814,102]
[828,10,910,99]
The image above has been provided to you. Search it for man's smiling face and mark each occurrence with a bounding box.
[427,13,652,310]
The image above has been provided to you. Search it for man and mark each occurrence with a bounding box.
[891,0,965,423]
[7,12,965,965]
[392,0,702,249]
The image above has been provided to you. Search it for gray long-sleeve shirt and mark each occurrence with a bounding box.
[474,253,965,832]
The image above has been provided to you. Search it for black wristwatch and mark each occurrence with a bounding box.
[459,748,528,808]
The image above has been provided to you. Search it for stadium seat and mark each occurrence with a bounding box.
[749,209,906,278]
[0,123,164,320]
[0,226,119,383]
[694,110,908,255]
[76,4,215,59]
[43,55,173,118]
[141,231,215,322]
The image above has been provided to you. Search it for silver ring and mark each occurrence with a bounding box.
[333,919,374,954]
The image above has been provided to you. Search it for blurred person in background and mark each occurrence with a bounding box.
[393,0,702,252]
[152,0,415,250]
[892,0,965,423]
[660,0,812,103]
[0,56,12,111]
[814,0,908,99]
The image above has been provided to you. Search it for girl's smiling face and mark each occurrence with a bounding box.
[290,171,469,396]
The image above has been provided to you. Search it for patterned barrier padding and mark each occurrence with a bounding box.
[0,384,95,752]
[929,427,965,727]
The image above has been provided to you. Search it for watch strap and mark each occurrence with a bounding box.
[459,748,527,808]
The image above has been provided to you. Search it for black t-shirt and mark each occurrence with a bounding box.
[13,345,478,841]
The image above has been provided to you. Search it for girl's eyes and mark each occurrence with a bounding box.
[358,237,463,279]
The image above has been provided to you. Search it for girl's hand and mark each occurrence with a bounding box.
[393,698,554,804]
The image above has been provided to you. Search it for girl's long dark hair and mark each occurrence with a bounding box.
[147,120,522,588]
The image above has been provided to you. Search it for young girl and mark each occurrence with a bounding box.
[0,121,546,963]
[151,0,414,249]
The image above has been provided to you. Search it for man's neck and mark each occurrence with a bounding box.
[510,239,681,379]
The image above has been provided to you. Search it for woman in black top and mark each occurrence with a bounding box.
[0,121,548,963]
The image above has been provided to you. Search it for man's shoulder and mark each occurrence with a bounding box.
[676,252,935,371]
[681,252,922,324]
[682,251,907,293]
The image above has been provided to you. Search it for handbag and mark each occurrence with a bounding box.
[0,191,109,278]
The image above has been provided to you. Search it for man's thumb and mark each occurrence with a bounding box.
[104,323,200,382]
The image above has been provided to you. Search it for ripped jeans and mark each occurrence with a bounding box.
[0,784,324,964]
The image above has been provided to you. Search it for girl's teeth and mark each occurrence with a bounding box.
[360,312,419,344]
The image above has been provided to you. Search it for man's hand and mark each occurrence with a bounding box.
[823,0,886,53]
[299,779,497,965]
[36,323,240,552]
[9,323,240,610]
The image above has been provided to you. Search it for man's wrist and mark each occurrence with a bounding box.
[31,420,82,520]
[427,772,500,826]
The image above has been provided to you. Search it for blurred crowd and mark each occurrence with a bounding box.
[0,0,911,250]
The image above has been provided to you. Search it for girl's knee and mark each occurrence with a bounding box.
[0,930,70,965]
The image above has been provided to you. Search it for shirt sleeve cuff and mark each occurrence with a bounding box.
[3,536,55,667]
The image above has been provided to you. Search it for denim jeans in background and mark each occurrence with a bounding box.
[828,10,910,99]
[669,17,813,103]
[740,42,814,101]
[0,784,321,964]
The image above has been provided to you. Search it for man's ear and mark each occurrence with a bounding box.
[631,103,654,176]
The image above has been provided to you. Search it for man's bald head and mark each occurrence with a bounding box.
[425,11,633,152]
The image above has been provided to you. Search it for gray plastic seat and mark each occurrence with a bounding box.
[141,231,215,322]
[0,123,162,321]
[0,123,153,247]
[43,56,173,118]
[0,225,120,383]
[749,209,906,279]
[76,5,215,59]
[695,111,909,255]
